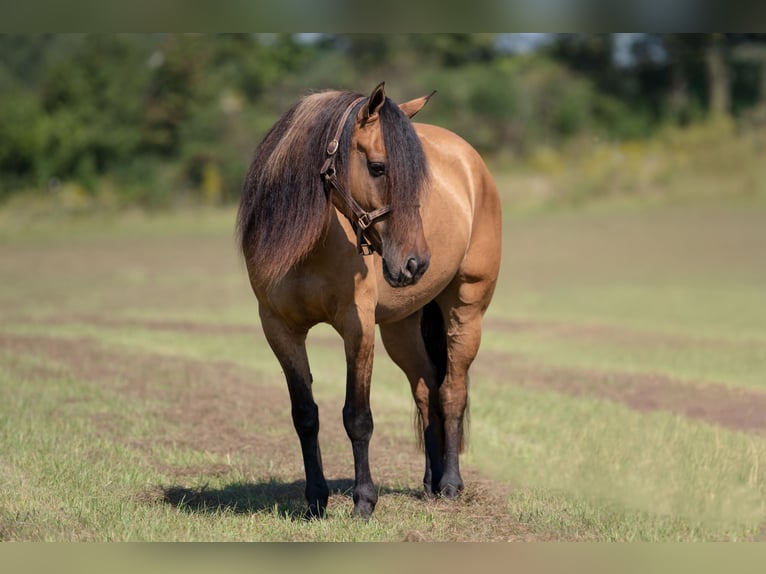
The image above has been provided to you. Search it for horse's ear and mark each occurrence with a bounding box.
[364,82,386,121]
[399,90,436,119]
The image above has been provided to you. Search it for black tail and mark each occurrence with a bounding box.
[421,300,448,385]
[414,301,446,451]
[419,300,470,453]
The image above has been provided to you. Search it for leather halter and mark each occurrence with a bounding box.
[320,96,391,256]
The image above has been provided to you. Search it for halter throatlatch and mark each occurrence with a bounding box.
[320,96,391,256]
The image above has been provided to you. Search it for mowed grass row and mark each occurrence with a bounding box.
[1,199,765,540]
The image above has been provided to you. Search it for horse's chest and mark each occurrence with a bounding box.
[258,262,367,330]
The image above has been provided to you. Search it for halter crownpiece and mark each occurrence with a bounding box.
[320,96,392,256]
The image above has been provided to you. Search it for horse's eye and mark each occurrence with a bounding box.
[367,162,386,178]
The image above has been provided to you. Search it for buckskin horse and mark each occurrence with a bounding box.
[237,82,501,519]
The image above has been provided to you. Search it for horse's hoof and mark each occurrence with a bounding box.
[438,483,463,499]
[352,501,375,520]
[352,483,377,519]
[303,504,327,520]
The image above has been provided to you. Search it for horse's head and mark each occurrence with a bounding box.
[346,82,433,288]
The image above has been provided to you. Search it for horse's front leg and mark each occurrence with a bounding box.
[259,306,329,518]
[337,306,378,519]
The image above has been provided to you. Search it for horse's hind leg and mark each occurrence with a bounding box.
[435,277,495,498]
[259,306,329,518]
[380,311,444,496]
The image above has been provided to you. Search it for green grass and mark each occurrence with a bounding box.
[479,328,766,391]
[1,191,766,541]
[468,384,765,539]
[0,364,510,542]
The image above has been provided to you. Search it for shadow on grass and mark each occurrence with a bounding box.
[158,478,423,520]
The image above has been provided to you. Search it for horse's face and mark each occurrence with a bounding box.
[348,84,432,288]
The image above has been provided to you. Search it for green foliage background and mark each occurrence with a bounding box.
[1,34,764,206]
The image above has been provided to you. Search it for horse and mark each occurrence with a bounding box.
[237,82,501,519]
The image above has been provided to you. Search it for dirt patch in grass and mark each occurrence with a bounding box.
[486,316,766,351]
[5,323,763,539]
[27,314,262,337]
[0,331,537,540]
[11,313,766,435]
[0,331,301,467]
[475,350,766,435]
[23,314,766,435]
[138,472,534,541]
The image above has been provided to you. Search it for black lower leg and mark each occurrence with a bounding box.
[438,418,464,498]
[292,400,329,517]
[423,424,444,496]
[343,405,377,518]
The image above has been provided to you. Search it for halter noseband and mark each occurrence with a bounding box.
[320,96,391,256]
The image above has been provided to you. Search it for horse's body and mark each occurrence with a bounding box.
[238,84,500,519]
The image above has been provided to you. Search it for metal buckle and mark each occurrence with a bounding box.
[355,221,376,256]
[357,213,372,230]
[326,139,339,156]
[358,241,375,256]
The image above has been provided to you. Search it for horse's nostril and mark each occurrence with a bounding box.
[405,257,419,277]
[387,256,428,286]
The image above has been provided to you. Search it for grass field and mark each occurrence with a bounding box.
[1,193,765,541]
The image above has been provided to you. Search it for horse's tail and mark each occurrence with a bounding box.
[417,300,468,453]
[421,300,448,386]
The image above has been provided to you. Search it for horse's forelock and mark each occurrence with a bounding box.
[378,98,430,232]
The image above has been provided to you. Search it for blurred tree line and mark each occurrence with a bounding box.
[1,33,765,205]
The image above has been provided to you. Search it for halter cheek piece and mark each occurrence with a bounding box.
[320,96,391,256]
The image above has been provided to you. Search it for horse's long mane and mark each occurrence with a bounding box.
[236,89,429,287]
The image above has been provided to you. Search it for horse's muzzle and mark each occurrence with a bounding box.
[383,254,430,288]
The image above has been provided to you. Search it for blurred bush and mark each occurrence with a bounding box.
[1,34,765,209]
